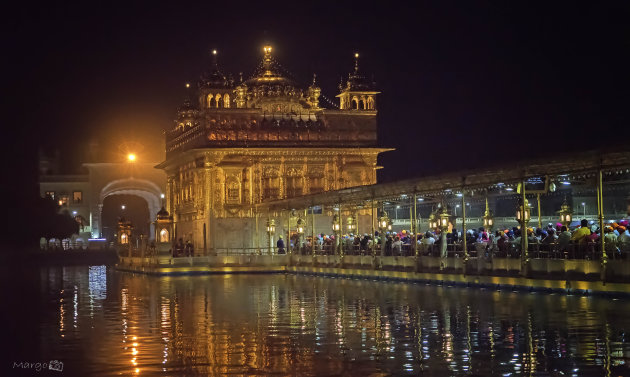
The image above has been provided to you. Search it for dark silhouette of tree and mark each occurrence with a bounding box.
[34,196,79,241]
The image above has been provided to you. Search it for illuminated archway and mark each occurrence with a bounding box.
[98,178,162,240]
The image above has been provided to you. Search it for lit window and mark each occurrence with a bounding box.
[58,195,69,206]
[73,191,82,203]
[45,191,55,200]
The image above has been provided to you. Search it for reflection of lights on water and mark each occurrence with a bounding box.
[122,288,128,312]
[88,266,107,301]
[59,294,65,337]
[73,286,78,329]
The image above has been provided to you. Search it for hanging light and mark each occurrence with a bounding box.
[516,198,531,223]
[378,212,391,232]
[266,218,276,235]
[428,210,438,230]
[558,197,573,228]
[332,213,341,233]
[482,197,494,230]
[437,205,451,230]
[346,214,356,232]
[296,217,305,234]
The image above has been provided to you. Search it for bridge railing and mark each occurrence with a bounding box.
[125,241,626,261]
[288,241,626,261]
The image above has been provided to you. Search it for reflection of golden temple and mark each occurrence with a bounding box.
[157,46,391,253]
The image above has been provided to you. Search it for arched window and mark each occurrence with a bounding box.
[367,96,375,110]
[159,228,169,243]
[223,93,230,108]
[216,94,222,108]
[352,97,358,109]
[359,99,365,110]
[208,94,215,108]
[121,233,128,244]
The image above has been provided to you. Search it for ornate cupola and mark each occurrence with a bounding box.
[306,74,321,109]
[241,45,306,110]
[336,52,379,111]
[198,49,234,109]
[175,83,199,131]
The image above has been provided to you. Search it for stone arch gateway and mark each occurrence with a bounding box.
[84,162,166,240]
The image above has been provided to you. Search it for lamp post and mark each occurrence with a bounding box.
[378,211,391,258]
[581,202,586,217]
[437,204,451,270]
[296,217,305,254]
[428,210,439,231]
[558,197,573,228]
[332,213,341,255]
[266,218,275,255]
[516,189,531,277]
[346,214,356,233]
[482,197,494,231]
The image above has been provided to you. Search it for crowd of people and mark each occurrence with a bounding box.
[281,219,630,260]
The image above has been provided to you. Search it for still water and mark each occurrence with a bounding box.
[3,266,630,376]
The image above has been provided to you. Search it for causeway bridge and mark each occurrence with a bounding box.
[117,149,630,296]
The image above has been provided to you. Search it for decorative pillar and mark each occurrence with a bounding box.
[311,207,316,258]
[437,204,450,271]
[537,193,542,230]
[413,193,418,258]
[518,181,530,277]
[461,192,468,275]
[598,169,607,282]
[255,209,260,255]
[266,217,276,255]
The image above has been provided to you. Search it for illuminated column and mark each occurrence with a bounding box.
[597,169,607,282]
[517,182,531,277]
[437,204,450,271]
[461,192,468,274]
[266,218,275,255]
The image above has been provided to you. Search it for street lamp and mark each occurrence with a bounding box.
[332,213,341,233]
[121,205,126,210]
[482,197,494,231]
[296,217,305,253]
[127,153,136,162]
[378,212,391,233]
[516,198,531,223]
[437,205,451,230]
[346,214,356,233]
[428,210,439,231]
[296,217,305,234]
[266,218,275,254]
[581,202,586,217]
[436,204,451,268]
[332,213,341,255]
[558,197,573,228]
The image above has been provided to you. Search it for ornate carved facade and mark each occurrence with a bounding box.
[157,46,390,251]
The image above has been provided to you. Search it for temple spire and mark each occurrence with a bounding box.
[263,45,273,74]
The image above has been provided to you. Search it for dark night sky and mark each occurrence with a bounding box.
[2,1,629,212]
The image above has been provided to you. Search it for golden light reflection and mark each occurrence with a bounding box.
[127,153,136,162]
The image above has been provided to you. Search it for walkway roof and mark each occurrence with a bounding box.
[254,149,630,212]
